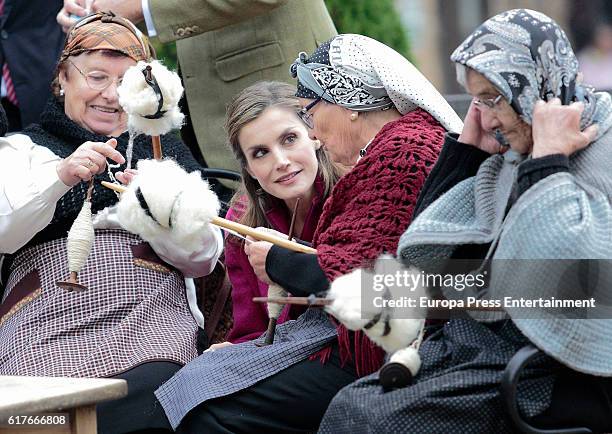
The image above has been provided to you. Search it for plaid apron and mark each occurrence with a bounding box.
[0,229,198,378]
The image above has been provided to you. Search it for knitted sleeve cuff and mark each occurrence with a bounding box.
[517,154,569,197]
[266,245,330,296]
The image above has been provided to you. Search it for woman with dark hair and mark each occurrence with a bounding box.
[156,34,462,433]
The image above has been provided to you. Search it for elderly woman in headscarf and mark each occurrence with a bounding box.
[154,34,462,433]
[319,9,612,433]
[0,12,222,434]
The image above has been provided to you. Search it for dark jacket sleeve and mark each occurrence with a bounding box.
[265,245,330,296]
[413,133,490,217]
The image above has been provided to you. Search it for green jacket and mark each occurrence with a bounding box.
[149,0,337,174]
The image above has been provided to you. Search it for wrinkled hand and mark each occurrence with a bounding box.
[56,138,125,186]
[115,168,138,185]
[244,237,274,285]
[91,0,144,24]
[531,99,598,158]
[459,100,504,154]
[204,341,233,352]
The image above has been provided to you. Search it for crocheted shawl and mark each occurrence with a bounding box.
[20,97,202,247]
[313,109,445,376]
[398,129,612,376]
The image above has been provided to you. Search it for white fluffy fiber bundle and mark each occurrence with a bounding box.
[325,255,426,354]
[117,159,220,253]
[117,60,184,136]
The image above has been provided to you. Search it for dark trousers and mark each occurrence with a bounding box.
[530,369,612,433]
[177,343,358,434]
[1,98,21,132]
[97,361,179,434]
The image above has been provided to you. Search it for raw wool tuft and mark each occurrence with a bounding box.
[325,268,366,331]
[117,60,185,136]
[117,159,220,253]
[325,255,426,354]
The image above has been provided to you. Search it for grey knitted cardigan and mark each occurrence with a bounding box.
[398,128,612,376]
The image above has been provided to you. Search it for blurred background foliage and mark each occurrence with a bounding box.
[151,39,177,70]
[151,0,411,70]
[324,0,412,61]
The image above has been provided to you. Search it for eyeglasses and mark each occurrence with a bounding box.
[68,60,123,91]
[297,97,321,129]
[473,94,503,109]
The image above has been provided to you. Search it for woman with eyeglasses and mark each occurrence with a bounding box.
[317,10,612,433]
[155,34,462,433]
[0,12,221,434]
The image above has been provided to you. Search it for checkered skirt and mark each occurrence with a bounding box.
[0,229,198,378]
[318,319,555,433]
[156,308,338,429]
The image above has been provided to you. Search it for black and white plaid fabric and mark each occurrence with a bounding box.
[0,229,198,378]
[319,319,556,433]
[155,308,338,429]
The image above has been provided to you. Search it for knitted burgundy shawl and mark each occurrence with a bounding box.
[313,109,445,376]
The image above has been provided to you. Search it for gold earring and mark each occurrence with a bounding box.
[350,112,358,121]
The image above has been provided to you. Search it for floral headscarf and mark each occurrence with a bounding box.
[451,9,612,139]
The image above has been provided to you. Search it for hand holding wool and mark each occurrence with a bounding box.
[117,159,220,253]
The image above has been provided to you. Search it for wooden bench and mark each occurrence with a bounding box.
[0,376,127,433]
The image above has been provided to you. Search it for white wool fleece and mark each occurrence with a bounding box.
[117,60,184,136]
[325,255,426,354]
[117,159,220,254]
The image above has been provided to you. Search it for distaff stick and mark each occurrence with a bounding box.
[101,181,317,254]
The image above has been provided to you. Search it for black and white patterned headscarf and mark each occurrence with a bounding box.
[451,9,612,139]
[291,34,463,133]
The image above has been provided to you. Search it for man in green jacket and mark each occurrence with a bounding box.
[58,0,336,183]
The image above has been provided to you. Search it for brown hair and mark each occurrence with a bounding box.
[225,81,341,229]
